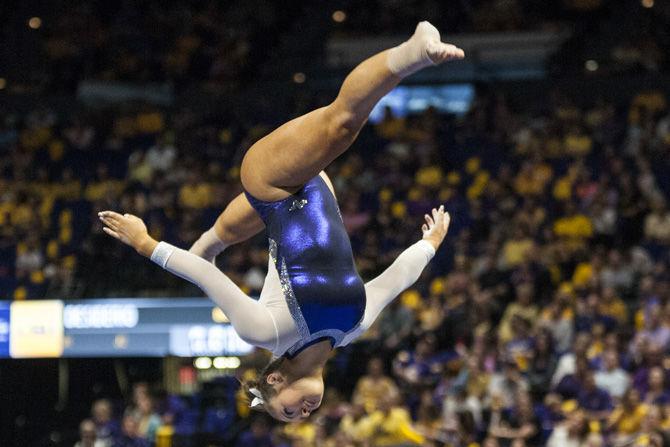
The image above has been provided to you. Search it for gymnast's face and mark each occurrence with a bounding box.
[265,372,324,422]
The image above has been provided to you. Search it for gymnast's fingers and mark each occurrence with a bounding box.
[422,223,429,233]
[99,216,118,231]
[102,226,120,239]
[425,214,434,227]
[99,210,125,223]
[443,212,451,231]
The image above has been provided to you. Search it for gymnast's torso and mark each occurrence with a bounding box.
[245,175,366,357]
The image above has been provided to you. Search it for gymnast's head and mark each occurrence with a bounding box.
[243,356,324,422]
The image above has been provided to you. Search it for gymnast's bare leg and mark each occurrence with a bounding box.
[241,22,464,202]
[191,21,463,261]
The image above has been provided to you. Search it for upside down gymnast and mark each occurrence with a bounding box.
[99,21,465,422]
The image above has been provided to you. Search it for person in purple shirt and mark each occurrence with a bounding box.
[113,415,150,447]
[631,342,665,396]
[633,304,670,350]
[644,367,670,406]
[236,416,274,447]
[555,356,590,400]
[91,399,120,444]
[577,370,613,421]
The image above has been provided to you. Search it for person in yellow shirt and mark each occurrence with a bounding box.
[178,173,212,209]
[498,282,538,345]
[513,160,551,197]
[553,202,594,240]
[501,228,534,269]
[359,396,425,446]
[607,388,648,443]
[352,357,400,414]
[339,403,371,442]
[563,126,593,157]
[572,253,604,290]
[552,162,583,201]
[84,164,124,202]
[413,390,445,443]
[283,419,317,446]
[417,293,446,333]
[375,106,407,140]
[599,286,628,326]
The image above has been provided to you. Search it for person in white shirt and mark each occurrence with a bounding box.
[594,349,630,399]
[74,419,108,447]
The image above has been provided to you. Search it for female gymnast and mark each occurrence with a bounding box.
[99,21,464,422]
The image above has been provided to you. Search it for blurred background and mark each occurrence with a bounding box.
[1,0,670,446]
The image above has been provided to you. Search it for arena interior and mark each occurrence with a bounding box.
[1,1,670,446]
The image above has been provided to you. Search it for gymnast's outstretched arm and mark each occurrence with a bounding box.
[98,211,279,351]
[342,207,451,345]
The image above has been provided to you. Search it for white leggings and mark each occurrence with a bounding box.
[151,239,435,356]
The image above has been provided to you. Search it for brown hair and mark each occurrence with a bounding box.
[242,356,286,412]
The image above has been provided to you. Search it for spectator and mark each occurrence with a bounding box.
[545,410,590,447]
[91,399,120,444]
[598,286,629,326]
[75,419,107,447]
[526,329,558,395]
[552,334,591,387]
[488,390,540,447]
[113,415,150,447]
[393,333,443,388]
[357,395,425,446]
[554,356,590,400]
[600,251,635,293]
[352,357,400,414]
[594,349,630,399]
[631,305,670,351]
[632,404,670,447]
[145,135,177,174]
[497,282,538,345]
[643,367,670,406]
[538,290,575,353]
[377,299,415,351]
[553,202,594,240]
[132,393,161,442]
[607,388,648,440]
[576,369,613,421]
[644,198,670,245]
[488,360,530,409]
[236,416,273,447]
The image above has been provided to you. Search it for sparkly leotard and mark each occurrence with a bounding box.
[244,176,366,357]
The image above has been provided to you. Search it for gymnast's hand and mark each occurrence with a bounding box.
[98,211,158,257]
[421,205,451,251]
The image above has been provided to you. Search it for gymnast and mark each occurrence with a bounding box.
[99,21,463,422]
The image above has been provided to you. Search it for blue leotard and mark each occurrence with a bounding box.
[244,176,366,357]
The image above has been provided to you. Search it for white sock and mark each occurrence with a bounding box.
[387,21,441,78]
[189,227,227,263]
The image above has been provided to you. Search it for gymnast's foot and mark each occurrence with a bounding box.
[387,21,465,78]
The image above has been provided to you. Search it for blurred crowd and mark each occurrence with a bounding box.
[2,2,670,447]
[6,0,289,92]
[6,0,668,95]
[5,81,666,446]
